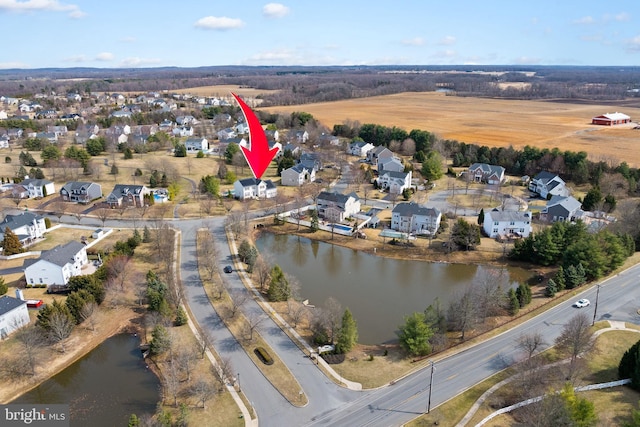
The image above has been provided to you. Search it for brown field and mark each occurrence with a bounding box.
[260,91,640,166]
[173,85,279,104]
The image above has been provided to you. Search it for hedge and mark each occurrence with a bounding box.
[254,347,274,365]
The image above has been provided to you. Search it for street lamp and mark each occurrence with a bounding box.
[427,360,435,414]
[592,284,601,326]
[237,373,241,392]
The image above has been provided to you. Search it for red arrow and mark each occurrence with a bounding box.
[231,92,281,180]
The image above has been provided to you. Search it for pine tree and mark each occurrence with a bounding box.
[0,277,8,295]
[555,266,566,291]
[267,265,291,302]
[150,324,171,355]
[336,308,358,354]
[174,306,188,326]
[2,227,24,255]
[142,226,152,243]
[545,279,557,297]
[508,288,520,315]
[310,209,319,232]
[477,208,485,226]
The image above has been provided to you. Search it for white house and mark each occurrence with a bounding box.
[391,202,442,235]
[529,171,569,199]
[348,141,374,157]
[23,241,88,287]
[172,126,194,137]
[19,179,55,199]
[316,191,361,222]
[482,208,532,239]
[290,130,309,143]
[281,164,316,186]
[233,178,277,200]
[378,170,412,194]
[0,212,47,246]
[184,137,208,152]
[0,296,30,339]
[217,128,237,140]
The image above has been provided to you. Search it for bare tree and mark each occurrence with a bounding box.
[228,291,248,318]
[212,356,234,391]
[244,313,264,341]
[198,230,219,280]
[400,138,416,156]
[79,301,98,332]
[472,267,508,321]
[447,287,478,341]
[253,255,272,292]
[51,198,67,223]
[287,300,308,329]
[174,346,197,382]
[14,325,44,376]
[193,324,215,359]
[48,311,74,353]
[323,297,343,344]
[554,313,595,377]
[191,378,217,409]
[106,254,131,291]
[164,360,180,407]
[516,332,546,361]
[96,207,111,227]
[200,194,216,216]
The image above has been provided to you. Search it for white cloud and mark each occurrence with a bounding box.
[119,57,162,67]
[263,3,289,18]
[615,12,630,22]
[573,16,595,25]
[194,16,244,30]
[0,61,30,69]
[626,35,640,53]
[438,35,456,46]
[64,55,87,63]
[95,52,114,61]
[0,0,85,18]
[119,36,136,43]
[401,37,425,46]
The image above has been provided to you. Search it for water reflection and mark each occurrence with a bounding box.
[256,233,530,344]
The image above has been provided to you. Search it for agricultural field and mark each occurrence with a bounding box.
[260,91,640,166]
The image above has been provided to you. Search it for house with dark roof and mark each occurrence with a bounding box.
[298,152,323,173]
[185,137,208,152]
[391,202,442,235]
[316,191,361,222]
[60,181,102,204]
[482,208,532,238]
[541,195,583,223]
[23,241,88,286]
[106,184,150,207]
[233,178,277,200]
[529,171,570,199]
[378,156,404,173]
[347,140,374,157]
[367,146,394,165]
[281,164,315,187]
[377,170,412,194]
[0,212,46,245]
[467,163,505,185]
[0,295,30,339]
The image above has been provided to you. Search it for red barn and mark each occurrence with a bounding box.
[592,112,631,126]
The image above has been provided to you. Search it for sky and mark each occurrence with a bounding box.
[1,1,640,69]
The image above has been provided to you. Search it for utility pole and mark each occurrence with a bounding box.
[427,360,435,413]
[237,372,241,392]
[592,284,601,326]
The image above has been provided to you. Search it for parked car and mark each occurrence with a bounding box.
[573,298,590,308]
[318,345,335,354]
[223,265,233,274]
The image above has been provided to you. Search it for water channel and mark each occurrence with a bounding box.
[255,233,531,344]
[13,334,161,427]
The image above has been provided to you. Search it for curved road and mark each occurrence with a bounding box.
[40,211,640,426]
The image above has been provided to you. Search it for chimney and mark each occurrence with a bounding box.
[16,288,25,301]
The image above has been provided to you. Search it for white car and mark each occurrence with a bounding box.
[317,345,335,354]
[573,299,591,308]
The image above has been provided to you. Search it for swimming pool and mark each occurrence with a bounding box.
[330,224,352,232]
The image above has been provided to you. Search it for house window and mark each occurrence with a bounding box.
[493,228,498,233]
[494,221,499,226]
[509,221,515,225]
[30,278,34,284]
[39,278,43,283]
[520,228,525,233]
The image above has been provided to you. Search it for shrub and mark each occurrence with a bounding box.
[254,347,274,365]
[5,156,11,163]
[44,217,52,228]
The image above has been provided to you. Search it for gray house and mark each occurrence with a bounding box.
[391,202,442,235]
[60,181,102,204]
[529,171,569,199]
[467,163,505,185]
[541,195,583,223]
[106,184,150,207]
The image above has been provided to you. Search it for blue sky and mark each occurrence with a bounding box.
[1,1,639,69]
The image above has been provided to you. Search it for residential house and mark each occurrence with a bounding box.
[0,296,30,339]
[367,146,393,165]
[213,113,232,126]
[0,212,47,246]
[176,115,196,126]
[281,164,316,187]
[0,136,8,148]
[347,141,374,157]
[467,163,505,185]
[233,178,277,200]
[391,202,442,235]
[35,132,58,143]
[130,125,158,139]
[235,122,249,134]
[290,130,309,143]
[318,133,341,146]
[282,143,302,157]
[60,181,102,204]
[377,170,412,194]
[110,109,132,119]
[298,152,323,173]
[529,171,570,199]
[110,93,126,105]
[105,184,150,207]
[172,126,194,137]
[7,128,23,139]
[159,119,174,132]
[217,127,237,140]
[23,241,88,287]
[185,137,208,152]
[316,191,361,222]
[75,124,99,145]
[36,109,57,119]
[541,195,583,223]
[20,179,55,198]
[66,93,82,102]
[378,156,404,173]
[47,125,68,137]
[265,129,279,142]
[0,110,7,120]
[482,208,532,239]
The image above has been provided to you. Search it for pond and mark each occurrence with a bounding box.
[13,334,161,427]
[255,233,531,344]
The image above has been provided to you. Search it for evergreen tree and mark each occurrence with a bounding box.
[123,147,133,159]
[238,240,252,262]
[619,339,640,391]
[555,266,567,291]
[397,312,433,356]
[150,324,171,355]
[508,288,520,315]
[65,289,96,324]
[267,265,291,302]
[142,226,152,243]
[174,144,187,157]
[36,299,73,331]
[128,414,140,427]
[545,279,558,298]
[174,306,188,326]
[2,228,24,255]
[0,277,8,295]
[336,308,358,354]
[110,163,119,175]
[477,208,484,226]
[564,264,579,289]
[310,209,319,232]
